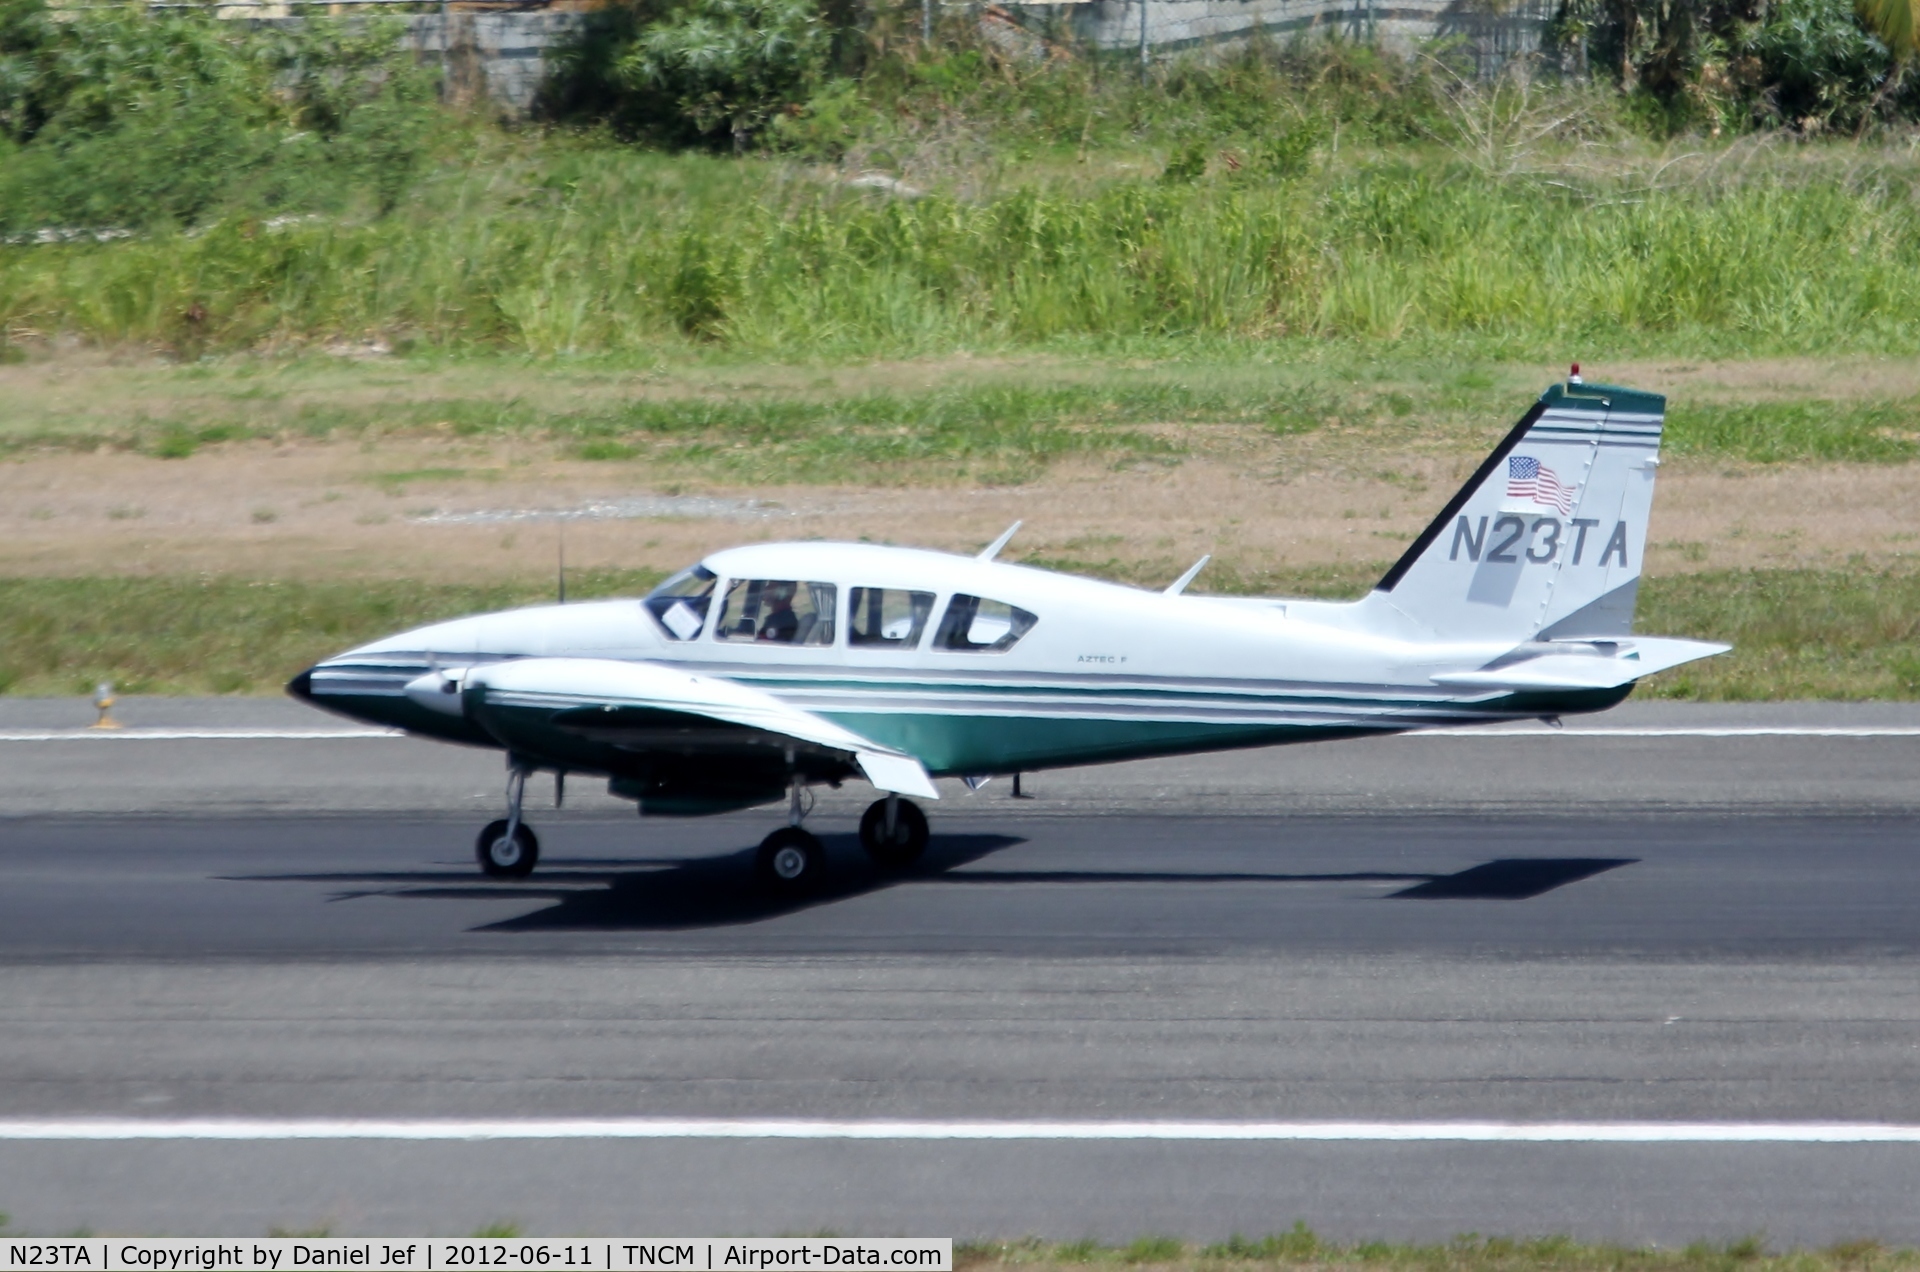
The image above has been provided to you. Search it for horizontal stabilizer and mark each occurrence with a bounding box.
[1431,637,1730,692]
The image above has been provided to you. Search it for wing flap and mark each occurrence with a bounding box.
[856,750,940,799]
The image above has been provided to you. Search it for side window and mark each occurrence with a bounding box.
[934,594,1037,653]
[716,579,837,646]
[644,565,717,641]
[849,588,935,649]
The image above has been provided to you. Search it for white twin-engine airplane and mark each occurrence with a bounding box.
[292,374,1728,890]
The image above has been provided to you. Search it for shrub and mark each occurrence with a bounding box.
[615,0,831,150]
[1745,0,1905,130]
[0,0,442,230]
[1554,0,1917,130]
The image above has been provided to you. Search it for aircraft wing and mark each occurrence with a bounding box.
[1430,637,1731,692]
[452,657,940,799]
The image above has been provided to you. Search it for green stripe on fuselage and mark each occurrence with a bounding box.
[820,711,1370,775]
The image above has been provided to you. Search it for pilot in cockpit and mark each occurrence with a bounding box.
[756,581,800,642]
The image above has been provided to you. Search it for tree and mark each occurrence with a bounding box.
[617,0,831,151]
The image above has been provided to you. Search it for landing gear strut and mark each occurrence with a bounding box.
[859,795,929,868]
[477,765,540,878]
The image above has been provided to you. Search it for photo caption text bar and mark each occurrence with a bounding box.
[1,1241,951,1272]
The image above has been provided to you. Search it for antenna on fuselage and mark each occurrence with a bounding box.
[1164,554,1211,595]
[557,523,567,604]
[978,521,1022,562]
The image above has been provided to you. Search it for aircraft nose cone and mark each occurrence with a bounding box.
[286,667,316,702]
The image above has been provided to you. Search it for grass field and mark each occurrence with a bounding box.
[1,565,1911,699]
[6,138,1920,359]
[5,351,1919,475]
[1,347,1916,700]
[4,71,1918,701]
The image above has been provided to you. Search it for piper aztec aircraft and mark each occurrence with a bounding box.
[291,373,1727,891]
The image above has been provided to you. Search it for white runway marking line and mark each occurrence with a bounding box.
[5,1120,1920,1143]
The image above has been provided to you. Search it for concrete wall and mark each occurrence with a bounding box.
[244,10,586,112]
[346,0,1544,115]
[400,11,588,111]
[1061,0,1550,69]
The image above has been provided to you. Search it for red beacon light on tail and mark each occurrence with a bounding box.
[1569,362,1583,385]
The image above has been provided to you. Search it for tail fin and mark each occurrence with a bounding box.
[1369,379,1664,643]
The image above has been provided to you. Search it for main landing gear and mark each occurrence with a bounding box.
[859,794,929,868]
[755,774,826,893]
[471,763,930,890]
[753,785,930,895]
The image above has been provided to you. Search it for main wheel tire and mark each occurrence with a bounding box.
[476,819,539,878]
[859,797,929,868]
[756,826,826,893]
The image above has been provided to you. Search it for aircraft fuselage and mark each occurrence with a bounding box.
[296,540,1626,782]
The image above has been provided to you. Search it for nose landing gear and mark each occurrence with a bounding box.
[477,765,540,878]
[477,819,539,877]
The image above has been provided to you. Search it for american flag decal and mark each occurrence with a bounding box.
[1507,455,1576,515]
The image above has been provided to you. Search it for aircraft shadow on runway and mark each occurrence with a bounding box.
[228,832,1025,931]
[937,857,1637,901]
[227,838,1638,931]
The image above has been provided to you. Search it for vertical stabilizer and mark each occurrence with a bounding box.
[1369,380,1665,643]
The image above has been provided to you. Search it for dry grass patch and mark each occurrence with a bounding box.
[0,439,1916,585]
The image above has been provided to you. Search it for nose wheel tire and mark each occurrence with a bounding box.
[756,827,826,893]
[859,798,929,868]
[477,819,539,878]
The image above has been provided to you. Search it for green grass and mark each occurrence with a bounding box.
[958,1229,1920,1270]
[5,140,1920,361]
[0,571,664,697]
[4,7,1919,368]
[1637,566,1920,699]
[0,372,1323,481]
[1665,399,1920,464]
[1,565,1912,699]
[491,382,1217,481]
[8,354,1919,481]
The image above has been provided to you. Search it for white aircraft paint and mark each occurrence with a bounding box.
[269,378,1742,878]
[1,727,1914,743]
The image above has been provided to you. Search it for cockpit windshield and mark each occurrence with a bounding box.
[716,579,837,646]
[645,565,717,641]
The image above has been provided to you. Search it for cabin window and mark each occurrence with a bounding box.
[716,579,837,646]
[849,588,935,649]
[934,594,1037,653]
[644,565,717,641]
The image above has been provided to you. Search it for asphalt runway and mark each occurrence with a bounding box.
[4,700,1920,1242]
[5,809,1920,958]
